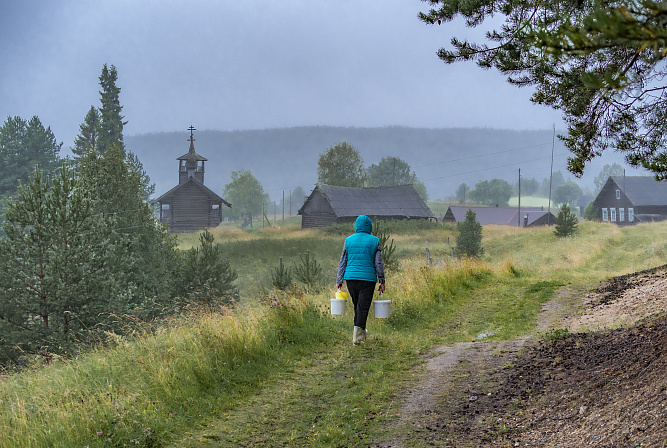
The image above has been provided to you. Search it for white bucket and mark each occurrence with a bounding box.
[374,300,391,318]
[330,298,347,315]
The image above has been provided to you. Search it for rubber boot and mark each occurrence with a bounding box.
[357,328,368,344]
[353,326,363,345]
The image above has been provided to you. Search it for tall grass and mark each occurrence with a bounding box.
[0,258,525,447]
[3,220,667,446]
[0,298,338,447]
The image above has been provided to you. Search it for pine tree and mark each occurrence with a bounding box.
[372,220,397,271]
[97,64,126,154]
[454,209,484,258]
[270,257,293,291]
[180,230,238,306]
[0,165,119,363]
[0,116,61,195]
[554,204,579,238]
[419,1,667,178]
[292,250,324,289]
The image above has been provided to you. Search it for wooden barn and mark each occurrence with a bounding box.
[156,127,231,232]
[592,175,667,224]
[443,206,556,227]
[298,184,435,228]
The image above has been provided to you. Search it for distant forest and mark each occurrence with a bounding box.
[125,126,624,204]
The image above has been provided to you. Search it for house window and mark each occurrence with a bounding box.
[602,208,608,221]
[179,160,186,172]
[628,208,634,222]
[161,203,170,220]
[619,208,625,222]
[211,204,220,218]
[616,189,621,199]
[196,161,204,172]
[610,208,617,222]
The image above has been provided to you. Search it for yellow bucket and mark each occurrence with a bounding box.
[336,290,348,300]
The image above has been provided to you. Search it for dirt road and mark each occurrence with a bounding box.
[372,267,667,447]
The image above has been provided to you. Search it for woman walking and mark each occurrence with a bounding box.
[336,215,386,345]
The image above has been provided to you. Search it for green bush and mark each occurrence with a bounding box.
[584,201,601,221]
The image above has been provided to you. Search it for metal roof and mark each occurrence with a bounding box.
[446,206,551,226]
[607,176,667,206]
[301,184,434,219]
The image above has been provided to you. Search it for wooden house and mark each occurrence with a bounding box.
[592,176,667,224]
[156,127,231,232]
[443,205,556,227]
[298,184,435,228]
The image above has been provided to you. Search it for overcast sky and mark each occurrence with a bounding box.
[1,0,568,151]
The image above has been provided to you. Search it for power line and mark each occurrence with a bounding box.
[420,152,570,184]
[412,142,553,169]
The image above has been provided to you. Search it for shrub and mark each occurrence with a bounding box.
[584,201,601,221]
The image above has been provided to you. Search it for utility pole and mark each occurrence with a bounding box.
[518,168,521,227]
[282,190,285,226]
[548,124,555,226]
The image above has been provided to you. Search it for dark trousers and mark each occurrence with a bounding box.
[345,280,376,330]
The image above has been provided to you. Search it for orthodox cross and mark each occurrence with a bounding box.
[188,125,196,145]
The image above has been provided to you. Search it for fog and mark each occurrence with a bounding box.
[1,0,644,198]
[1,1,567,144]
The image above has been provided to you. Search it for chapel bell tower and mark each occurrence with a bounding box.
[177,125,206,184]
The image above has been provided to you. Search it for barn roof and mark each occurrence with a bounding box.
[156,176,230,207]
[300,184,434,219]
[445,206,551,226]
[606,176,667,206]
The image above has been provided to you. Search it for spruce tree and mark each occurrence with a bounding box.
[554,204,579,238]
[97,64,126,154]
[72,106,100,157]
[74,65,178,312]
[454,209,484,258]
[78,145,178,312]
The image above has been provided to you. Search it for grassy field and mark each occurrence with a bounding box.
[1,219,666,447]
[507,195,552,208]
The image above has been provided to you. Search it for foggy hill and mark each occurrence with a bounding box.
[126,126,601,204]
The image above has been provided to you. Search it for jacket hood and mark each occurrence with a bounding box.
[354,215,373,234]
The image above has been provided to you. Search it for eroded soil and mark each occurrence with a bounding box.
[373,266,667,447]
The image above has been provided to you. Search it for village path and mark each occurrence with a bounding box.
[368,268,667,448]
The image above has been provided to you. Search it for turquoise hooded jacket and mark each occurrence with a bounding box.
[336,215,385,284]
